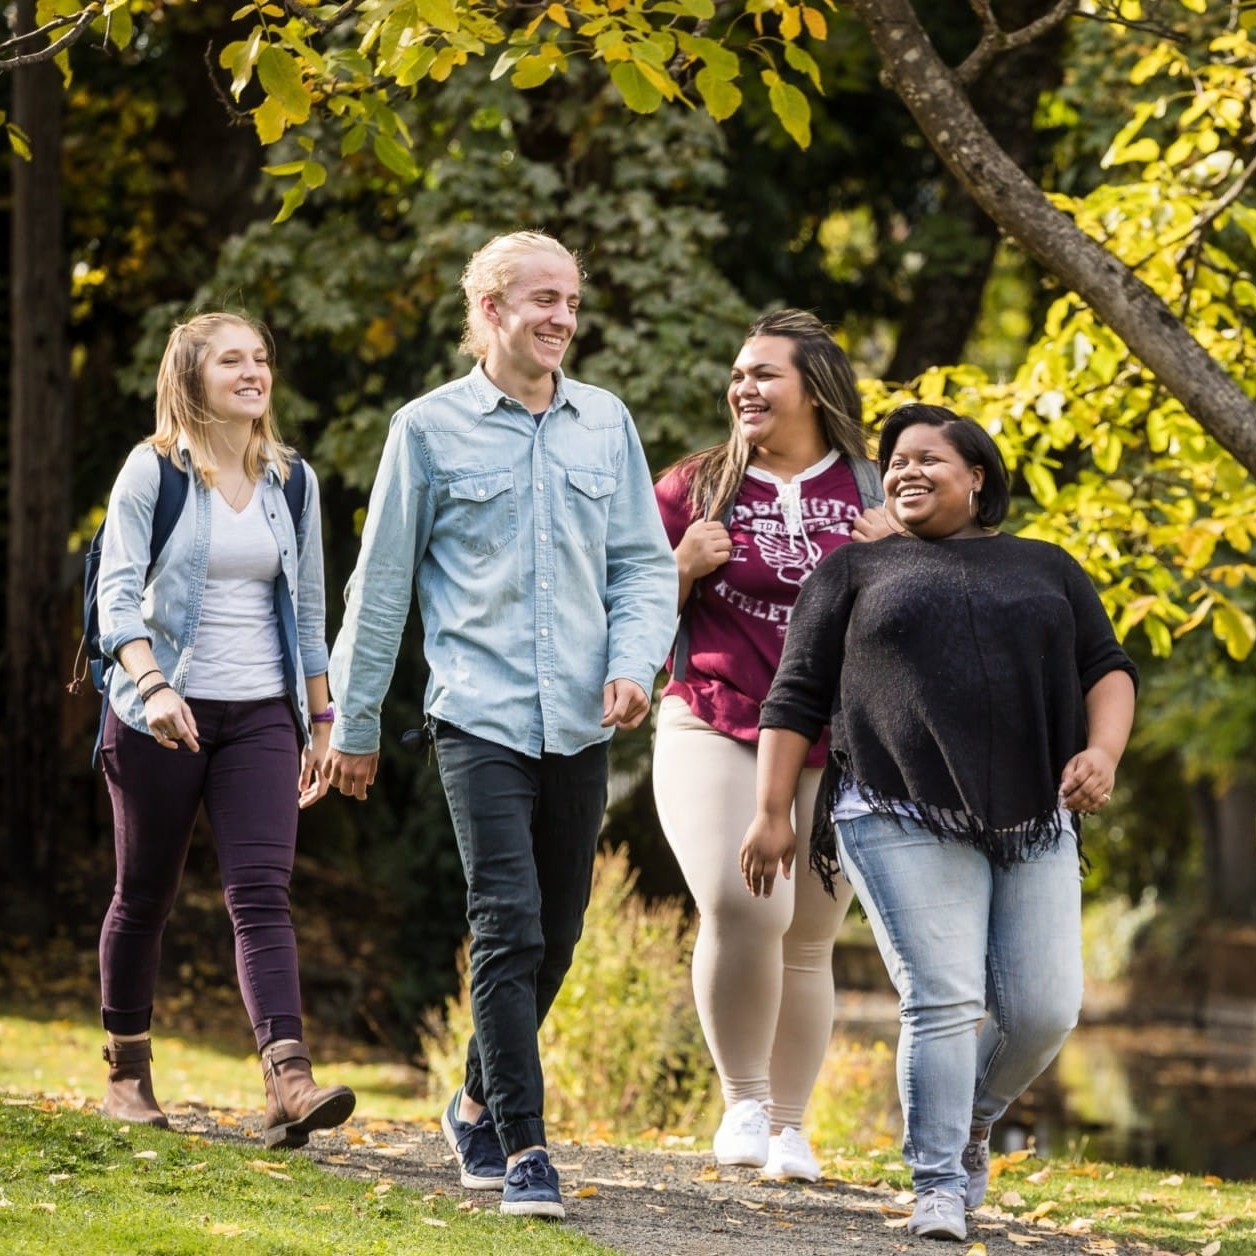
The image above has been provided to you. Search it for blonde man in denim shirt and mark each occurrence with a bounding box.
[326,231,677,1218]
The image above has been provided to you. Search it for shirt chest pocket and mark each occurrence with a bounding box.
[446,469,518,557]
[565,467,617,552]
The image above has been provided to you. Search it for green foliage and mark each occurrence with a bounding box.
[420,846,717,1138]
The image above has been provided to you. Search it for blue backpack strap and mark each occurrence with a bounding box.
[281,456,306,531]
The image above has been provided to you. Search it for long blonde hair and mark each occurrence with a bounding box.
[458,231,583,360]
[676,309,867,521]
[148,312,293,485]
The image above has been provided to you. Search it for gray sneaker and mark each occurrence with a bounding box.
[961,1127,991,1209]
[908,1188,967,1241]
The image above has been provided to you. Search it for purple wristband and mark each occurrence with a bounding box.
[310,703,335,725]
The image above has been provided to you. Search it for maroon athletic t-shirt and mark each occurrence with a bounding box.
[655,451,863,768]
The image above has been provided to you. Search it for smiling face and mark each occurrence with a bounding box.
[884,422,985,539]
[200,322,272,429]
[481,250,581,393]
[728,335,823,456]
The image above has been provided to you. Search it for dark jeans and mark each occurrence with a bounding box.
[434,722,610,1155]
[98,697,304,1050]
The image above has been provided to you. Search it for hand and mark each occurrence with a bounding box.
[676,519,732,581]
[324,748,380,800]
[852,504,898,543]
[144,688,200,752]
[739,813,797,898]
[298,724,332,809]
[1058,747,1117,815]
[601,679,651,730]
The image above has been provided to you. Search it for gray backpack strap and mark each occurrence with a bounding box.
[850,456,884,509]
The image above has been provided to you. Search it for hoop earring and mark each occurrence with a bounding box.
[968,488,978,520]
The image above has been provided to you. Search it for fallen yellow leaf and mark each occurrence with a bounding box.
[133,1150,159,1161]
[1201,1243,1221,1256]
[737,1199,766,1211]
[1026,1200,1058,1222]
[32,1202,56,1214]
[1159,1174,1185,1187]
[207,1222,246,1236]
[1005,1234,1043,1246]
[420,1218,448,1228]
[966,1244,988,1255]
[572,1186,599,1198]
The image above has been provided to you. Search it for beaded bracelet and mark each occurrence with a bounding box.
[139,681,172,703]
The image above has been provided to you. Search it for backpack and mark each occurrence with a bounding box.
[69,452,307,763]
[670,456,883,683]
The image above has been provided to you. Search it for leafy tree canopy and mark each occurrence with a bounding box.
[8,0,1256,668]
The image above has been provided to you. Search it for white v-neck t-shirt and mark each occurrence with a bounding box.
[184,486,286,701]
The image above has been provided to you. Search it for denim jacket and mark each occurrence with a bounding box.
[329,364,678,757]
[97,440,329,743]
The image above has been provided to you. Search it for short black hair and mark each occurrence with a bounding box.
[877,403,1011,528]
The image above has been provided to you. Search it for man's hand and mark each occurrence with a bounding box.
[601,679,651,730]
[323,748,380,801]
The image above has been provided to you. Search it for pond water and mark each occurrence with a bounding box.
[838,995,1256,1182]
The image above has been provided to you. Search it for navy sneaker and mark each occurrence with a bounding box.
[500,1149,565,1219]
[441,1089,506,1189]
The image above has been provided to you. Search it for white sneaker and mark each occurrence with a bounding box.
[712,1098,770,1167]
[763,1126,821,1182]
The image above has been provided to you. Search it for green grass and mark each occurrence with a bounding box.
[0,1101,617,1255]
[0,1012,431,1123]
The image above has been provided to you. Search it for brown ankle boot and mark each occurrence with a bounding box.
[102,1038,170,1128]
[261,1041,356,1149]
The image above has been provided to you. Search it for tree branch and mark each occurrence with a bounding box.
[0,4,101,72]
[850,0,1256,476]
[279,0,369,36]
[958,0,1078,85]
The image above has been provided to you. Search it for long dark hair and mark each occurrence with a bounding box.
[673,309,867,520]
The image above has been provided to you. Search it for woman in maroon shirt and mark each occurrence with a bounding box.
[652,309,888,1179]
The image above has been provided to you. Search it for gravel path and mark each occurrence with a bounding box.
[183,1109,1139,1256]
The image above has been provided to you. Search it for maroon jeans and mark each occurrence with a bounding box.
[99,696,304,1049]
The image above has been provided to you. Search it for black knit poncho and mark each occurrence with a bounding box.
[759,533,1138,889]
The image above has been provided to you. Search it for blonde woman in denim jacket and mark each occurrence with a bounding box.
[94,312,354,1147]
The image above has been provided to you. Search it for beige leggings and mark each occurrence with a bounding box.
[652,696,854,1131]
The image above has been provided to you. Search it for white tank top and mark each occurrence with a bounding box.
[184,485,287,701]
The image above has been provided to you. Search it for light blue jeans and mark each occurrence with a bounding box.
[836,813,1083,1195]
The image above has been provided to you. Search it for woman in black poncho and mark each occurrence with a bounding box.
[740,404,1137,1243]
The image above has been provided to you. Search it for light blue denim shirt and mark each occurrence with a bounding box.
[96,441,329,742]
[328,364,678,758]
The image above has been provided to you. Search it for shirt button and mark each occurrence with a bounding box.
[537,481,544,492]
[477,488,486,497]
[539,532,547,542]
[542,678,551,687]
[540,581,549,590]
[540,628,548,637]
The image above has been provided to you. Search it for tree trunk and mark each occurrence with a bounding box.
[4,0,71,934]
[1193,780,1256,924]
[852,0,1256,475]
[888,0,1065,380]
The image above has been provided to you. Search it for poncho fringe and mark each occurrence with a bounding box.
[809,751,1080,898]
